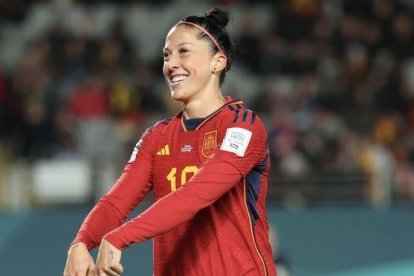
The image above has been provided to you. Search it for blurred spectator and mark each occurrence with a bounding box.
[2,0,414,206]
[51,108,77,157]
[0,0,33,23]
[358,137,394,208]
[258,35,287,75]
[274,0,320,41]
[68,74,109,120]
[389,11,414,59]
[0,68,7,135]
[20,100,53,159]
[235,14,262,72]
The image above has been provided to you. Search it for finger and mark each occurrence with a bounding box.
[86,265,97,276]
[103,267,120,276]
[97,268,108,276]
[109,262,123,274]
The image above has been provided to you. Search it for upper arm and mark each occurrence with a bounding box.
[100,126,158,219]
[213,111,267,177]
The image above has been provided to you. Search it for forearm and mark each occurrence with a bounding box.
[72,161,153,251]
[71,198,125,250]
[104,159,242,249]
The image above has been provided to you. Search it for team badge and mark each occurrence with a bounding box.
[202,130,217,158]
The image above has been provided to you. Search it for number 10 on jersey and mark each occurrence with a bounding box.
[167,166,199,191]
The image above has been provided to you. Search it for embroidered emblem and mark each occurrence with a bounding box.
[202,130,217,158]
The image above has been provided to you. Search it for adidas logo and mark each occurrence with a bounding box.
[156,145,170,156]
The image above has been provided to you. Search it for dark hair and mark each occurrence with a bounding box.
[180,7,234,85]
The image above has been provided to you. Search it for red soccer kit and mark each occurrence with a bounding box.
[73,97,277,276]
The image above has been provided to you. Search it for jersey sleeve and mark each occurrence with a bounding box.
[71,126,158,251]
[103,158,242,249]
[102,113,268,250]
[214,112,268,177]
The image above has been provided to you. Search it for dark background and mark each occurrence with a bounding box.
[1,0,414,275]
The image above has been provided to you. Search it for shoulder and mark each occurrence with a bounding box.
[153,118,173,131]
[217,101,267,160]
[144,118,174,137]
[221,101,266,135]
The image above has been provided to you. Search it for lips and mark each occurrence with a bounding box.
[170,74,189,86]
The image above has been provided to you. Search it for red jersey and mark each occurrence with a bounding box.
[73,97,276,276]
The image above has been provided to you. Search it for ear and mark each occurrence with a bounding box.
[211,53,227,73]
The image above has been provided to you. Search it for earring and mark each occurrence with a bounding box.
[212,68,216,73]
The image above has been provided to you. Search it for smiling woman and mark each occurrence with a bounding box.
[162,10,232,116]
[64,7,276,276]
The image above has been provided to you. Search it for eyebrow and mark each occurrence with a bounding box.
[163,42,195,52]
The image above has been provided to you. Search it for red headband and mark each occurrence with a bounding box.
[178,21,227,70]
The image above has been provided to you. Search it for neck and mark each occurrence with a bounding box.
[183,91,226,119]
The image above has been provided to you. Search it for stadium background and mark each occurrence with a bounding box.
[0,0,414,275]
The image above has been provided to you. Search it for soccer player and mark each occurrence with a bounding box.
[64,7,277,276]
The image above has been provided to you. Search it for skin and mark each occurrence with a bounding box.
[162,24,227,118]
[63,23,227,276]
[95,240,123,276]
[64,241,122,276]
[63,242,97,276]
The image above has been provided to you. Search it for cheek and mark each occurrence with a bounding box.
[184,56,211,76]
[162,64,169,79]
[180,57,193,69]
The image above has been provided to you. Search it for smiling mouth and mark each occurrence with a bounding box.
[170,75,189,86]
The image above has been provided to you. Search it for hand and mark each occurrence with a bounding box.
[64,242,96,276]
[96,239,123,276]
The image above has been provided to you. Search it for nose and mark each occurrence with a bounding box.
[167,53,180,71]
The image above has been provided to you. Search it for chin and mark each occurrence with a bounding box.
[171,88,189,102]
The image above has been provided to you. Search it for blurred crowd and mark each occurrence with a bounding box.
[1,0,414,206]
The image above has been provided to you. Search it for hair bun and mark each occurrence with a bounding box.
[205,7,230,28]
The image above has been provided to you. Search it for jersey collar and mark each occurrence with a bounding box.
[180,96,244,132]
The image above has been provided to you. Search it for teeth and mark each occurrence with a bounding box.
[171,75,188,84]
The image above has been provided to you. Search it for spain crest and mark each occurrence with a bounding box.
[202,130,217,158]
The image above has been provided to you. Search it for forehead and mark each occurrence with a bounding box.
[164,25,204,49]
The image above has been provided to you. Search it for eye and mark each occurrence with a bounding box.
[179,48,189,54]
[163,52,170,61]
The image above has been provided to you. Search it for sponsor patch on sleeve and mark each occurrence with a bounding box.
[220,127,252,157]
[128,138,143,163]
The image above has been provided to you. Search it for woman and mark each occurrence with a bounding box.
[64,7,276,276]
